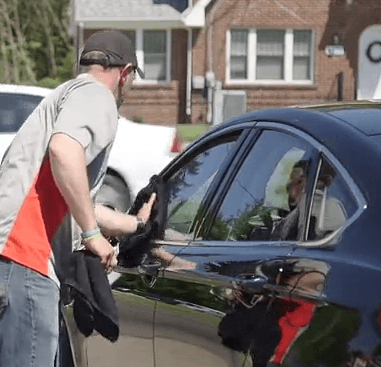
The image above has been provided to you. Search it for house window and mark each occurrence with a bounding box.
[143,30,167,81]
[257,30,285,80]
[293,30,312,80]
[230,30,248,79]
[228,29,313,84]
[122,29,171,83]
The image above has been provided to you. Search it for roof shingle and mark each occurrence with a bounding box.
[75,0,186,20]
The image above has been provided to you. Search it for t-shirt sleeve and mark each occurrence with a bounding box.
[53,83,118,160]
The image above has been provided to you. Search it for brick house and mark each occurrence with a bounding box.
[73,0,381,126]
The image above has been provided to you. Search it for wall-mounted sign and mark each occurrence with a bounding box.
[325,45,346,57]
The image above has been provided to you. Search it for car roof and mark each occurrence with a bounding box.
[301,103,381,136]
[217,102,381,145]
[0,84,52,97]
[206,103,381,201]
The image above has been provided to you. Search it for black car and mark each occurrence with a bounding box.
[64,103,381,367]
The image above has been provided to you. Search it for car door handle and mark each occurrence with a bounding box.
[234,275,269,293]
[138,261,161,276]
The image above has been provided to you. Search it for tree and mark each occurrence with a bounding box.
[0,0,74,87]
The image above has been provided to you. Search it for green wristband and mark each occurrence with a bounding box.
[83,233,102,242]
[81,227,101,241]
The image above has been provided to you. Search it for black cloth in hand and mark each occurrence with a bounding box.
[118,175,167,268]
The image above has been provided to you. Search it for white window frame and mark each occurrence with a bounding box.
[226,28,315,86]
[134,29,172,84]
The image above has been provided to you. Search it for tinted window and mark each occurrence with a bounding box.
[307,157,357,240]
[164,134,241,241]
[0,93,43,133]
[208,130,315,241]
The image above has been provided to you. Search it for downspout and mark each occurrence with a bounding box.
[206,0,227,124]
[182,0,212,123]
[186,28,192,123]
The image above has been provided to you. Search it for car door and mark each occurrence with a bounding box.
[150,126,253,367]
[150,126,321,367]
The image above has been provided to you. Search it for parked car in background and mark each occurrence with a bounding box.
[0,84,179,212]
[66,102,381,367]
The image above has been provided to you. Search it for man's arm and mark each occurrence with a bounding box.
[49,133,96,231]
[95,193,156,237]
[49,133,117,268]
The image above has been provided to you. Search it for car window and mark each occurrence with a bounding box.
[306,157,357,241]
[207,129,315,242]
[163,134,241,241]
[0,93,43,133]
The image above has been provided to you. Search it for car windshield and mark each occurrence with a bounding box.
[0,93,43,133]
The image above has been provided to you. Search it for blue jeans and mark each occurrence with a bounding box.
[0,258,60,367]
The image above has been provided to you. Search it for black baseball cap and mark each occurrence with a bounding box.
[79,30,144,78]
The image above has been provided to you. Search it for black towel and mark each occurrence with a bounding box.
[64,251,119,342]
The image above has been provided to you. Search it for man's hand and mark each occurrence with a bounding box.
[94,192,157,237]
[137,193,157,224]
[84,235,117,270]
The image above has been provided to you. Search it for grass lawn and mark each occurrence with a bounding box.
[177,123,209,142]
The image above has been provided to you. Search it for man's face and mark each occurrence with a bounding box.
[287,167,307,206]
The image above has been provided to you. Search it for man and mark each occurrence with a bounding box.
[0,30,155,366]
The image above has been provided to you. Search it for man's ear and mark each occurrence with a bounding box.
[119,64,132,86]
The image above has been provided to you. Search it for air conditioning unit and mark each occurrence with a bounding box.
[213,89,247,125]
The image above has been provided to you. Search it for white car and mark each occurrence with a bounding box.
[0,84,178,211]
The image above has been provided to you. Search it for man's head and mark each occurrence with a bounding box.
[287,160,309,207]
[79,30,144,102]
[80,30,143,78]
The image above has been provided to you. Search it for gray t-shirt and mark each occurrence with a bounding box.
[0,74,118,285]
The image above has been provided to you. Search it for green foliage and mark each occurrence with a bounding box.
[37,77,63,89]
[0,0,74,86]
[177,124,209,142]
[132,116,145,124]
[37,51,76,88]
